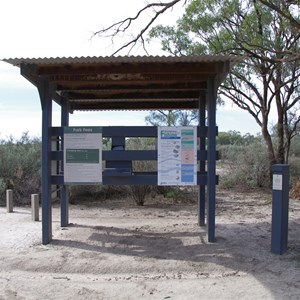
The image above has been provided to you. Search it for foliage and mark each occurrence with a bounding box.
[92,0,300,182]
[130,185,151,206]
[288,154,300,185]
[1,130,298,206]
[68,185,128,204]
[0,132,41,205]
[290,179,300,200]
[163,186,185,202]
[145,109,199,126]
[257,0,300,36]
[126,137,155,205]
[218,142,270,188]
[289,136,300,157]
[217,130,261,146]
[218,130,300,188]
[126,137,156,150]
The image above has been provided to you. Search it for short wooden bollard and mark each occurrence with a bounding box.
[6,189,13,213]
[31,194,39,221]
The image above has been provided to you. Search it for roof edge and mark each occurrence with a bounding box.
[2,55,244,67]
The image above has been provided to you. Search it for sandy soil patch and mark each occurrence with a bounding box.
[0,189,300,299]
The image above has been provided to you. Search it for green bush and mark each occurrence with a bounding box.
[0,132,41,205]
[126,137,155,205]
[289,155,300,185]
[218,130,300,189]
[218,142,269,188]
[290,136,300,157]
[68,185,129,204]
[2,130,297,205]
[129,185,150,206]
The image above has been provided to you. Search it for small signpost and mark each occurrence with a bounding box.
[271,164,290,255]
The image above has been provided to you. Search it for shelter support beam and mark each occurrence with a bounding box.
[60,94,69,227]
[198,94,206,226]
[207,77,217,243]
[39,78,54,245]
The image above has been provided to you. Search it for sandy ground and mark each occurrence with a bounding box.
[0,189,300,300]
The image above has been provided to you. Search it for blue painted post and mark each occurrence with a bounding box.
[40,79,53,245]
[198,94,206,226]
[61,94,69,227]
[207,77,217,243]
[271,164,290,255]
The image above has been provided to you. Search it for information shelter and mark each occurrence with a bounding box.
[3,56,240,245]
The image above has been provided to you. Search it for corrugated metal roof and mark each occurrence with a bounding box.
[2,55,243,111]
[2,55,243,67]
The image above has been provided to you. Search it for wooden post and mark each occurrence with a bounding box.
[31,194,39,221]
[207,76,217,243]
[39,78,53,245]
[61,93,69,227]
[6,189,13,213]
[198,94,206,226]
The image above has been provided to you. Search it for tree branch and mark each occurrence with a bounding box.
[258,0,300,33]
[92,0,187,55]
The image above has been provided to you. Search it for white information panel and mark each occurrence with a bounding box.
[64,127,102,184]
[158,126,197,186]
[273,174,283,191]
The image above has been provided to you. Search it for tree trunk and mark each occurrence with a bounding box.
[261,120,276,184]
[275,87,285,164]
[276,121,285,164]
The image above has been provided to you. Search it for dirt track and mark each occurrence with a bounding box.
[0,189,300,299]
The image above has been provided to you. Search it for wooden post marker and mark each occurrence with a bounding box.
[31,194,39,221]
[6,189,13,213]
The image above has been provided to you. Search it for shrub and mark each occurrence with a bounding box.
[68,185,129,204]
[126,138,155,205]
[290,180,300,200]
[288,155,300,186]
[289,136,300,157]
[218,142,269,188]
[129,185,150,206]
[0,133,41,205]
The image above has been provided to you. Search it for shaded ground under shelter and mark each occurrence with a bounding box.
[3,55,240,245]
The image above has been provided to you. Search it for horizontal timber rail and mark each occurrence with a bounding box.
[51,126,217,137]
[51,172,218,186]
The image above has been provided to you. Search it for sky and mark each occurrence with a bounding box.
[0,0,262,140]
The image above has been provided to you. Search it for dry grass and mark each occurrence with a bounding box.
[290,180,300,200]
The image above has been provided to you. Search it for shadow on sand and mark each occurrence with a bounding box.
[49,204,300,299]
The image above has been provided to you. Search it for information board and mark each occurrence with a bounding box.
[158,126,197,185]
[64,127,102,184]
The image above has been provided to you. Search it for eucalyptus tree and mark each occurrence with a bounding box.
[148,0,300,179]
[145,109,199,126]
[257,0,300,35]
[94,0,300,180]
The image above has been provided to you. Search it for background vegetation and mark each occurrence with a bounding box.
[0,132,41,206]
[0,130,299,206]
